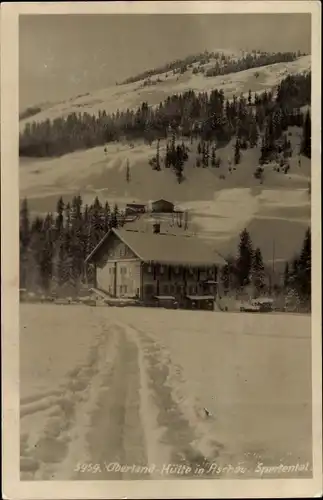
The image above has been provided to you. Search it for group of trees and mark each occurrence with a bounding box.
[141,74,311,183]
[148,134,189,182]
[19,196,125,293]
[204,51,298,77]
[220,227,311,305]
[120,50,301,84]
[220,229,267,295]
[283,227,311,304]
[19,72,311,160]
[20,192,311,306]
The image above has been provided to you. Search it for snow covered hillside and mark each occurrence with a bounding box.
[19,51,311,265]
[20,304,312,481]
[19,130,310,265]
[19,55,311,131]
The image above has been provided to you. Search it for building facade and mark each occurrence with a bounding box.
[85,228,226,305]
[151,199,174,213]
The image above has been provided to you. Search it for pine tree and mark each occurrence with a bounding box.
[211,146,216,167]
[252,247,265,295]
[234,138,241,165]
[298,227,311,300]
[283,262,290,289]
[110,203,120,228]
[249,118,258,148]
[156,139,161,171]
[55,196,64,233]
[236,228,254,288]
[39,214,55,292]
[103,201,111,232]
[19,198,30,288]
[301,110,311,158]
[248,89,252,106]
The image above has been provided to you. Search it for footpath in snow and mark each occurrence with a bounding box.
[20,304,312,481]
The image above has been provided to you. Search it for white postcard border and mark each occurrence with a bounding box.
[1,2,322,498]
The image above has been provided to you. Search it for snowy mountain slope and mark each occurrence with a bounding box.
[19,55,311,132]
[19,51,311,265]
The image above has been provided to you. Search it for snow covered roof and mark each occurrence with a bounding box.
[85,228,226,267]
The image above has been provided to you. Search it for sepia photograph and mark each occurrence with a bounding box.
[1,2,322,499]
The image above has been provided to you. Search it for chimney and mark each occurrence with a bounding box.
[153,222,161,234]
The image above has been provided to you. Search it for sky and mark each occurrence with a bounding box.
[19,13,311,110]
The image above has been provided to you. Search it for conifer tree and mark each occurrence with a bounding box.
[298,227,311,299]
[283,262,290,289]
[211,146,216,167]
[234,138,241,165]
[248,89,252,106]
[236,228,254,288]
[252,247,265,295]
[156,139,161,171]
[301,110,311,158]
[19,198,31,288]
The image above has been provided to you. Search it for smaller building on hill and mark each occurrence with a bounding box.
[84,227,226,308]
[151,199,174,213]
[125,202,146,215]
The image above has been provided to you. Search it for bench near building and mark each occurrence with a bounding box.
[84,226,226,309]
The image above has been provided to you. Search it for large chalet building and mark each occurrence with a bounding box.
[84,225,226,308]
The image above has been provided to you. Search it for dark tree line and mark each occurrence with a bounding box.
[220,228,266,295]
[283,227,311,305]
[20,194,311,307]
[20,72,311,159]
[204,51,298,77]
[120,50,299,85]
[220,227,311,304]
[19,196,125,294]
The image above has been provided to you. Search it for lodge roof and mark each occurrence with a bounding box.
[126,203,146,208]
[152,198,174,205]
[85,228,226,266]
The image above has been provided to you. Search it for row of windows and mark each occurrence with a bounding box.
[108,266,128,275]
[146,265,214,276]
[108,246,128,258]
[108,285,134,295]
[145,284,198,295]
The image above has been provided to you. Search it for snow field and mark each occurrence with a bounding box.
[20,305,119,480]
[20,304,312,480]
[109,307,312,471]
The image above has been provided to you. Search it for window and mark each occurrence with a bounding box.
[124,285,128,294]
[163,285,169,295]
[120,267,127,276]
[145,284,154,295]
[160,265,164,274]
[148,265,152,273]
